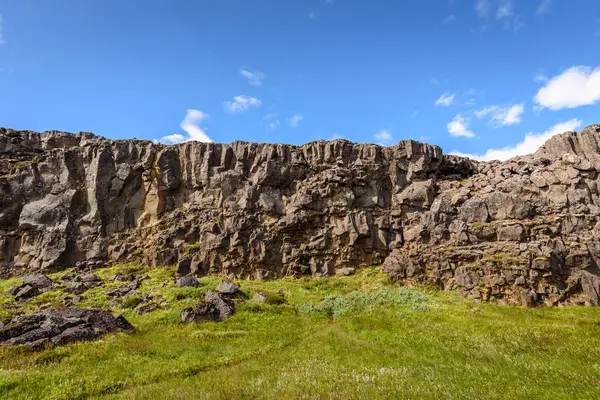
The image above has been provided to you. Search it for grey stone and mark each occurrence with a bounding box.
[175,275,199,288]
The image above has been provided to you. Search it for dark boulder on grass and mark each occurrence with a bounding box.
[176,275,199,288]
[23,274,54,290]
[215,281,240,296]
[64,273,103,294]
[0,307,134,349]
[7,274,55,301]
[181,291,235,324]
[136,302,161,315]
[14,285,40,301]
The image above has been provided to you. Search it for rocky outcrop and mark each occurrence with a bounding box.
[3,125,600,306]
[0,307,134,349]
[181,291,235,323]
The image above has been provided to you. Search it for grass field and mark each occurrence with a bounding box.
[1,265,600,399]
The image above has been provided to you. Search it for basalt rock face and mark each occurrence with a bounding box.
[2,125,600,306]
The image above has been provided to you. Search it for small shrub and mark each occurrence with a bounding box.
[122,295,143,309]
[296,287,428,319]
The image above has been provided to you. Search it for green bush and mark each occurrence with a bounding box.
[296,287,428,319]
[122,295,144,309]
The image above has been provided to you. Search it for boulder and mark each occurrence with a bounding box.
[215,281,240,296]
[253,292,268,304]
[0,308,134,349]
[14,285,39,301]
[175,275,199,288]
[181,291,235,323]
[23,274,54,289]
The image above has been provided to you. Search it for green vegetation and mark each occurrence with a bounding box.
[0,265,599,399]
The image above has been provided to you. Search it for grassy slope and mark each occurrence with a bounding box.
[0,265,599,400]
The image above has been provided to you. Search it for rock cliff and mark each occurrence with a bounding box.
[2,125,600,306]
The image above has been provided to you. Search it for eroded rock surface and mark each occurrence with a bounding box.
[181,291,235,323]
[3,125,600,305]
[0,307,134,349]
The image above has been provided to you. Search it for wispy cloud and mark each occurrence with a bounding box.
[475,103,525,126]
[536,0,551,15]
[289,114,303,128]
[224,95,262,114]
[239,69,265,86]
[443,15,457,24]
[435,92,456,107]
[475,0,491,18]
[264,113,280,130]
[157,109,213,144]
[534,66,600,110]
[450,119,582,161]
[447,114,475,138]
[496,0,513,19]
[308,11,318,20]
[474,0,523,31]
[0,15,5,45]
[374,129,393,145]
[534,74,548,83]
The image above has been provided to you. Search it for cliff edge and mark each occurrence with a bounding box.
[2,125,600,306]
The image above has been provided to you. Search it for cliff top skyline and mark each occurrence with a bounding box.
[1,0,599,161]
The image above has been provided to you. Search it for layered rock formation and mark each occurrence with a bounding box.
[2,125,600,306]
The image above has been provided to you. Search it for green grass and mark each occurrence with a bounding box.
[1,265,599,399]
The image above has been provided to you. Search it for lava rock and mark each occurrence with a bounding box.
[14,285,39,301]
[136,302,161,315]
[0,307,134,349]
[253,292,268,304]
[175,275,199,288]
[177,258,191,276]
[23,274,54,289]
[215,281,240,296]
[181,291,235,323]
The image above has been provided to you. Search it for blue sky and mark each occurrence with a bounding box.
[1,0,600,160]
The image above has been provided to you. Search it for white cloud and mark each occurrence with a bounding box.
[447,114,475,138]
[534,74,548,83]
[289,114,303,128]
[158,109,213,144]
[263,113,280,130]
[375,129,393,146]
[534,66,600,110]
[443,15,457,24]
[536,0,551,15]
[435,92,456,107]
[450,119,582,161]
[159,134,186,144]
[308,11,318,20]
[239,69,265,86]
[475,0,491,17]
[224,95,262,113]
[0,15,5,45]
[496,1,514,19]
[475,103,524,126]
